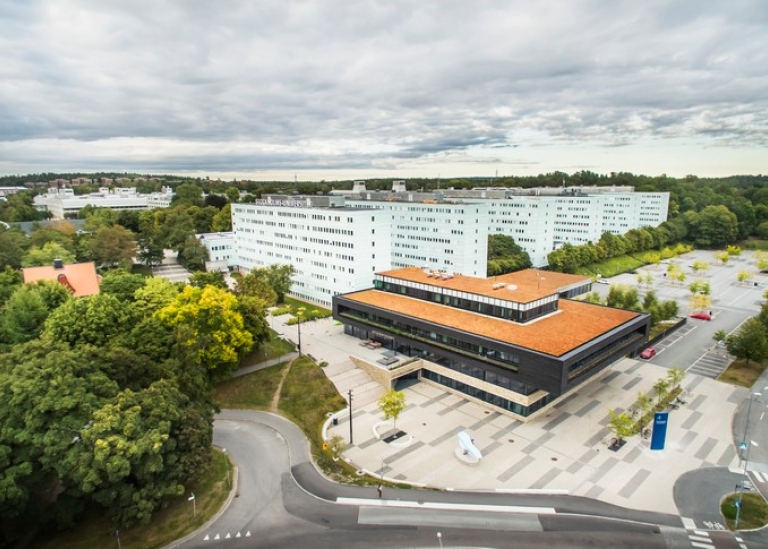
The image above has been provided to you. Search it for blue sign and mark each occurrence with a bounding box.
[650,411,669,450]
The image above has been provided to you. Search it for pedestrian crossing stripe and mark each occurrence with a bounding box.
[752,470,767,483]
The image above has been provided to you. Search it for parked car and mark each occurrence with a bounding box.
[690,311,712,321]
[639,347,657,359]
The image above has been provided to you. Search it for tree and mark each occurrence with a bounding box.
[713,329,728,348]
[0,265,23,307]
[224,187,240,204]
[133,276,180,317]
[233,270,277,306]
[0,284,50,346]
[177,236,208,272]
[156,285,253,378]
[653,378,670,405]
[22,242,76,267]
[172,183,204,207]
[736,270,753,285]
[667,367,685,391]
[487,234,532,274]
[378,389,406,431]
[99,269,146,302]
[136,230,165,267]
[691,205,738,248]
[606,284,640,310]
[211,203,232,232]
[689,293,712,313]
[607,410,633,444]
[582,291,603,304]
[43,293,135,348]
[726,318,768,365]
[691,260,709,275]
[715,251,730,265]
[635,391,653,418]
[188,270,228,290]
[248,264,295,304]
[0,228,27,269]
[688,280,710,295]
[89,225,137,268]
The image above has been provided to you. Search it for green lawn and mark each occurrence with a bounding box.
[718,358,768,388]
[33,449,232,549]
[239,332,295,366]
[215,362,289,409]
[576,255,645,278]
[721,492,768,530]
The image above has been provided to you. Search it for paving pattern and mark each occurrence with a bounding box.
[331,358,745,515]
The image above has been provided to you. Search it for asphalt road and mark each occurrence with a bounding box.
[172,412,698,549]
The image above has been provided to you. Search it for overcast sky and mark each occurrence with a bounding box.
[1,1,766,181]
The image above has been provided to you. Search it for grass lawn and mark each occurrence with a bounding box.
[278,357,347,447]
[575,255,645,278]
[239,332,295,367]
[721,492,768,530]
[282,296,331,315]
[215,362,289,409]
[718,358,768,388]
[33,449,232,549]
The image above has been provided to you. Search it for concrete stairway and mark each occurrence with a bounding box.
[324,358,385,407]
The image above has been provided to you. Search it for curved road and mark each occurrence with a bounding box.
[172,411,703,549]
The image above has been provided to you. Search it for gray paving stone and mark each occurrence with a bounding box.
[685,376,705,393]
[584,427,611,448]
[427,426,465,447]
[479,440,502,456]
[530,467,562,489]
[384,440,426,464]
[687,393,706,411]
[436,400,467,416]
[497,455,535,482]
[553,393,578,409]
[716,445,736,466]
[624,446,642,464]
[490,422,522,441]
[574,399,600,417]
[621,376,643,391]
[728,389,748,404]
[420,391,453,408]
[588,457,619,483]
[584,484,604,499]
[618,468,651,498]
[601,370,622,383]
[677,430,697,451]
[681,411,702,430]
[469,412,501,431]
[625,362,643,375]
[694,437,717,460]
[542,412,571,431]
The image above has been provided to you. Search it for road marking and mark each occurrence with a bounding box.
[337,497,556,515]
[690,534,712,543]
[203,534,209,540]
[752,471,767,483]
[681,516,696,529]
[691,542,714,549]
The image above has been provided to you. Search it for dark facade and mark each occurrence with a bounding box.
[333,268,650,419]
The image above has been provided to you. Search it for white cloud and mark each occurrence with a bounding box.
[0,0,766,178]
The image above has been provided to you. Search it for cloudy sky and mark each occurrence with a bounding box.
[1,1,766,180]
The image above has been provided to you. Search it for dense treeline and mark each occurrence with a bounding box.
[0,182,297,544]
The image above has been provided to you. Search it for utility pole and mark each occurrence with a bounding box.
[348,389,354,445]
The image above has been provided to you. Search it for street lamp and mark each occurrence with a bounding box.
[736,392,762,528]
[436,532,443,549]
[296,307,306,356]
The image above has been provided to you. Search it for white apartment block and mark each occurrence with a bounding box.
[231,196,392,307]
[196,231,235,272]
[34,187,174,219]
[346,198,490,278]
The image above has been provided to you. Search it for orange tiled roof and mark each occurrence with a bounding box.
[22,262,101,297]
[343,290,640,357]
[377,266,589,303]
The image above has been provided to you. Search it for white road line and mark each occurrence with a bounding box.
[752,471,767,483]
[690,542,714,549]
[681,516,696,529]
[336,497,556,515]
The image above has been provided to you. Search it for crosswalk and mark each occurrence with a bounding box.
[686,348,732,379]
[750,470,768,485]
[203,531,251,541]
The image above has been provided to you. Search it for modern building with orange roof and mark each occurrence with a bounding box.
[333,266,650,419]
[22,260,101,297]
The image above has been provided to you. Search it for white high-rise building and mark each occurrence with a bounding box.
[231,195,392,307]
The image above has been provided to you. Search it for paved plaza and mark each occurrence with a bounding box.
[329,358,744,515]
[273,249,764,517]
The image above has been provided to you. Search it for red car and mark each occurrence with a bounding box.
[690,312,712,321]
[639,347,656,359]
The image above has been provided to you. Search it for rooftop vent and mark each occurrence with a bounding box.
[492,282,505,290]
[53,258,64,269]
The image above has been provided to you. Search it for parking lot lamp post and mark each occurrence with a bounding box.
[736,392,762,528]
[296,307,306,356]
